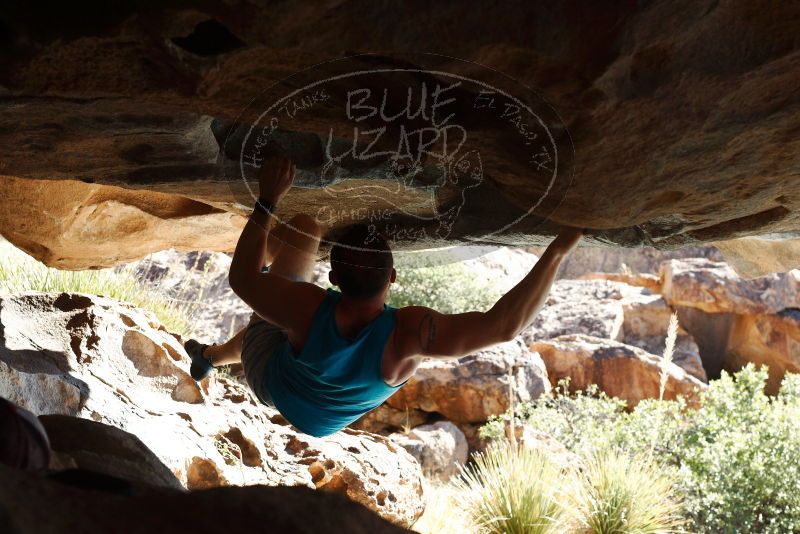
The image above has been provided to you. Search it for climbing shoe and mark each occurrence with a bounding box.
[185,339,214,381]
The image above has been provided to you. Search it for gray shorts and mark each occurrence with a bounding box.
[241,312,286,408]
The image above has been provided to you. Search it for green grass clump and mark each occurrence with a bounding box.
[0,241,194,335]
[568,449,684,534]
[451,441,567,534]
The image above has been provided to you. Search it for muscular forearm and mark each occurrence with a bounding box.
[229,210,272,292]
[486,244,567,340]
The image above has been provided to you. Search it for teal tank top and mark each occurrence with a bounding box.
[263,288,406,437]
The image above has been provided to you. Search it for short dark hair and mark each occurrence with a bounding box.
[330,225,393,300]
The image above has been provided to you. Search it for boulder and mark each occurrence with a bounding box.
[530,334,707,406]
[580,272,662,293]
[520,280,630,343]
[660,259,800,315]
[122,248,253,345]
[727,310,800,394]
[0,175,245,270]
[522,279,707,381]
[618,291,707,382]
[714,237,800,279]
[386,339,550,423]
[0,292,424,527]
[39,415,183,491]
[0,464,410,534]
[388,422,468,482]
[350,403,429,435]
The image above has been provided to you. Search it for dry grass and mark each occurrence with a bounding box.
[0,240,196,335]
[413,483,476,534]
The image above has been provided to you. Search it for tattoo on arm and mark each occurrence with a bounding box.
[418,313,436,352]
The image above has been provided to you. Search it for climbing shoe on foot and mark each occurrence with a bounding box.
[185,339,214,381]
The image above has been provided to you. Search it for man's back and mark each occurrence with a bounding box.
[265,288,406,437]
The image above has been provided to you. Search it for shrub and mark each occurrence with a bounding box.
[675,366,800,533]
[388,254,500,314]
[567,449,685,534]
[452,442,567,534]
[479,366,800,533]
[479,382,626,458]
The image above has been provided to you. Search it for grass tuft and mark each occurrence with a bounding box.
[0,240,196,335]
[451,442,567,534]
[566,449,685,534]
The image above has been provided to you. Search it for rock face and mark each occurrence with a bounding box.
[0,292,424,526]
[0,464,410,534]
[0,175,245,270]
[40,415,184,491]
[388,422,469,482]
[1,2,799,270]
[386,339,550,424]
[661,259,800,392]
[661,259,800,315]
[530,334,707,406]
[522,279,707,382]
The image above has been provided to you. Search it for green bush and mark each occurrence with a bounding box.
[479,366,800,533]
[387,254,500,314]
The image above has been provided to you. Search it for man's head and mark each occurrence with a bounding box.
[329,225,396,301]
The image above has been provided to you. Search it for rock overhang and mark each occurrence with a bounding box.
[0,1,797,273]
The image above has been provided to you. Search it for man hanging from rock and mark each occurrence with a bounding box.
[184,155,582,437]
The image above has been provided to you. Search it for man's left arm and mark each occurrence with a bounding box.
[228,156,322,332]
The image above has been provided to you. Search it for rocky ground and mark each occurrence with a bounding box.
[2,244,799,530]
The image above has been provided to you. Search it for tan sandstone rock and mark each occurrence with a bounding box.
[530,334,707,406]
[660,259,800,315]
[3,2,800,271]
[386,339,550,424]
[727,311,800,394]
[714,237,800,279]
[521,279,706,381]
[388,421,469,482]
[0,292,424,527]
[580,272,663,293]
[350,403,429,435]
[0,175,246,270]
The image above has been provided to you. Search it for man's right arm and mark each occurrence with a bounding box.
[394,227,582,361]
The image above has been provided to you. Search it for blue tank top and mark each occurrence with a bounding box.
[263,288,406,437]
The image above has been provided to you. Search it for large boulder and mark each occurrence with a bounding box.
[386,339,550,424]
[0,175,245,270]
[530,334,707,406]
[727,310,800,394]
[350,403,429,435]
[388,422,468,482]
[40,415,183,491]
[714,237,800,279]
[521,279,707,381]
[0,464,410,534]
[0,292,424,527]
[1,2,800,270]
[660,259,800,315]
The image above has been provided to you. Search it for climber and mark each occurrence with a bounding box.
[184,155,582,438]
